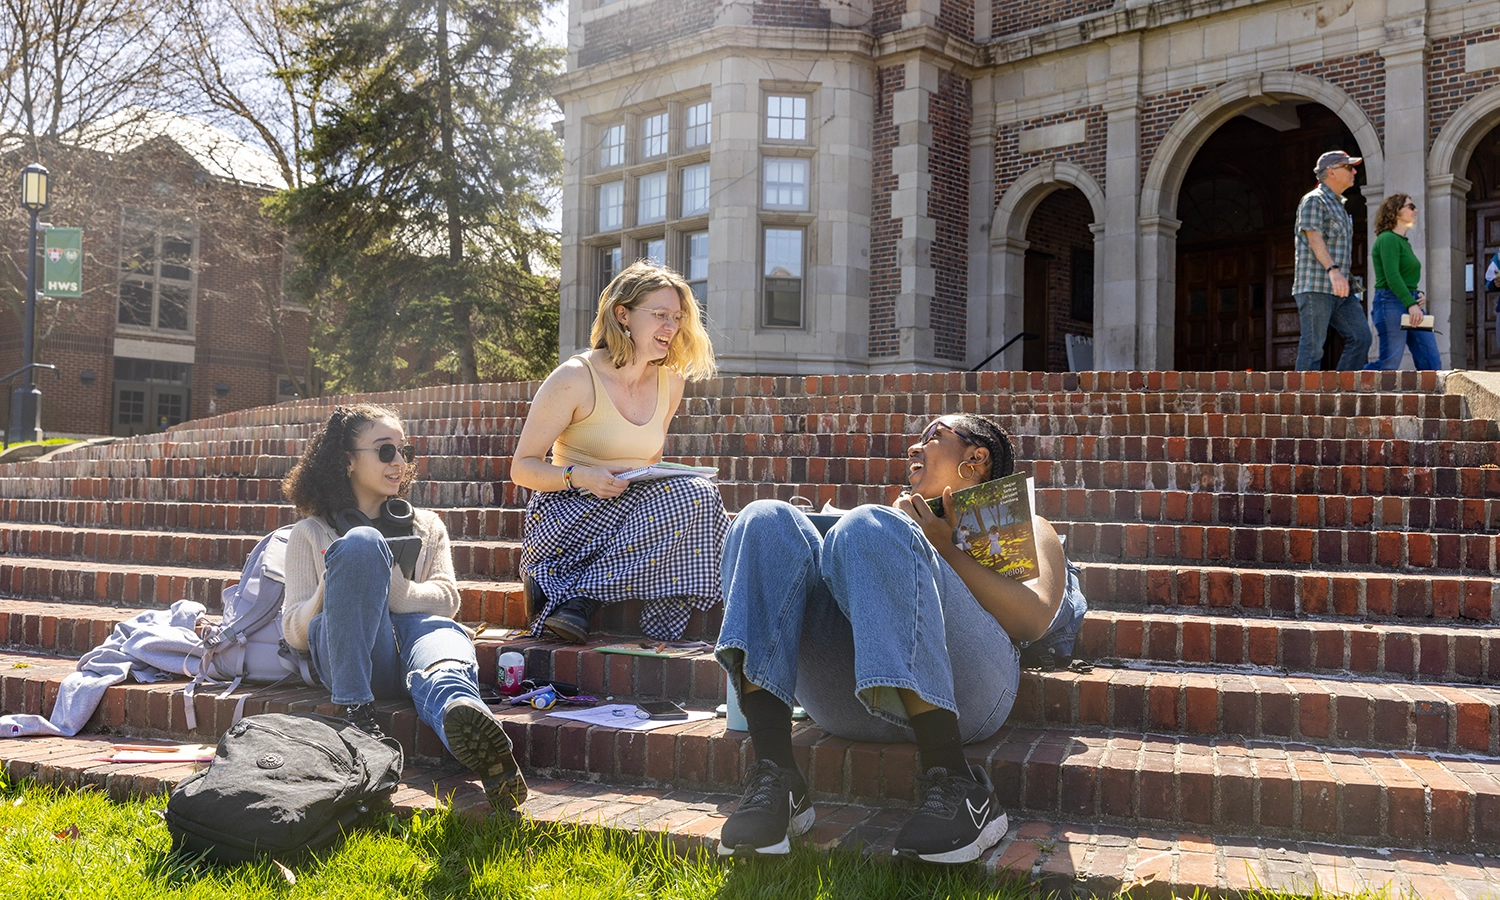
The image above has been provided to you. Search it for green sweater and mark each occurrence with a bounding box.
[1371,229,1421,307]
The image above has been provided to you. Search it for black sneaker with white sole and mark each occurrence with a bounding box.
[892,765,1009,864]
[717,759,815,857]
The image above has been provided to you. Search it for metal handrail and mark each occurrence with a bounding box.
[1,362,59,387]
[968,333,1039,372]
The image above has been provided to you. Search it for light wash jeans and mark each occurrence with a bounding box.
[1364,288,1441,371]
[1294,290,1373,371]
[715,500,1020,745]
[307,526,483,755]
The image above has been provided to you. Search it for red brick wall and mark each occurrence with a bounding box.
[0,145,305,437]
[994,106,1107,206]
[752,0,831,28]
[992,0,1113,39]
[580,0,717,66]
[872,0,904,36]
[1139,84,1214,184]
[1293,52,1385,145]
[930,70,971,362]
[1429,29,1500,148]
[869,65,904,357]
[1023,188,1094,372]
[937,0,973,41]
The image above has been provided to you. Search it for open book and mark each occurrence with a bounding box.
[929,472,1039,581]
[617,461,718,482]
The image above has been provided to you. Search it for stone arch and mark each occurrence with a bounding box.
[992,160,1106,241]
[1424,85,1500,368]
[1140,71,1386,217]
[1429,84,1500,179]
[1132,71,1385,369]
[980,161,1105,370]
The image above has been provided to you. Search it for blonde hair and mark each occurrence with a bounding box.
[590,261,717,380]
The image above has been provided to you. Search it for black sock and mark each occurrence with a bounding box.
[741,688,797,771]
[910,708,969,776]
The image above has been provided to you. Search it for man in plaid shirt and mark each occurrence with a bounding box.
[1292,150,1373,371]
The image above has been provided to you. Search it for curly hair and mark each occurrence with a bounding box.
[1374,193,1410,236]
[590,260,717,381]
[282,404,414,520]
[948,414,1016,480]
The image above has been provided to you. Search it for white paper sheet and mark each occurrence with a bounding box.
[545,703,715,731]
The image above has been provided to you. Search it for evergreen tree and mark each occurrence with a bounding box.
[272,0,561,391]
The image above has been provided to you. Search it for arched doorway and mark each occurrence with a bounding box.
[1465,126,1500,370]
[1173,103,1368,370]
[1022,187,1095,371]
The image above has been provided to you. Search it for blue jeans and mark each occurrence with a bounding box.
[307,527,482,755]
[1294,290,1373,371]
[715,501,1019,745]
[1363,288,1441,370]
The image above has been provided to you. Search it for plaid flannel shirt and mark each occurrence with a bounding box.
[1292,183,1353,296]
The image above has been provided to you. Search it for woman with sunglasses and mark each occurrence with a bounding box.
[1365,193,1441,370]
[280,403,526,812]
[715,414,1086,864]
[511,261,724,644]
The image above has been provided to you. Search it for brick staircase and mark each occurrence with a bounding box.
[3,369,1500,896]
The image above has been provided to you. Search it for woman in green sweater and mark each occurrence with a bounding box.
[1365,193,1441,370]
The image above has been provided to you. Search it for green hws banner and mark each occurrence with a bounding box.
[43,227,82,298]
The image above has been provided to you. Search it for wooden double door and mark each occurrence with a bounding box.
[1175,242,1271,370]
[1470,202,1500,370]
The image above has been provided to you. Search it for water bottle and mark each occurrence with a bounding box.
[497,651,526,696]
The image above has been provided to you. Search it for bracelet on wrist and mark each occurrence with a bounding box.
[562,464,576,491]
[1326,265,1340,273]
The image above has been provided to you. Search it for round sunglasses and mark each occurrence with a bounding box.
[351,443,416,464]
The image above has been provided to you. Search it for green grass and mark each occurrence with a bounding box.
[0,437,78,452]
[0,775,1034,900]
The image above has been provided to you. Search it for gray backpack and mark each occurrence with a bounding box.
[164,712,402,862]
[183,525,316,730]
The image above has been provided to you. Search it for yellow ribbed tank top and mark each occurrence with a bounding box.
[550,355,670,468]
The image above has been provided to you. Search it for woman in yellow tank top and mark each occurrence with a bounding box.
[510,262,725,643]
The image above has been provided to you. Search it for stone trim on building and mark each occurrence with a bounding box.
[1429,29,1500,148]
[996,107,1108,206]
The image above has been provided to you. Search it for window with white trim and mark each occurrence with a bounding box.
[763,158,809,210]
[681,163,709,217]
[766,95,807,142]
[763,227,803,327]
[684,101,711,148]
[641,112,668,158]
[597,181,624,232]
[638,171,667,225]
[600,123,625,168]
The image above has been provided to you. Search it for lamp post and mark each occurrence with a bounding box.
[8,163,48,444]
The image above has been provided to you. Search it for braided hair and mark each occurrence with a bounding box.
[282,403,415,519]
[948,414,1016,480]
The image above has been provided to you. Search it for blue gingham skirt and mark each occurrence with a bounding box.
[521,476,728,640]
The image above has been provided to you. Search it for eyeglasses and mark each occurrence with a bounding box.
[636,307,685,326]
[1404,202,1418,211]
[917,420,979,449]
[351,444,416,464]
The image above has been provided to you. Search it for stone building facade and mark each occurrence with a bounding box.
[0,113,309,437]
[555,0,1500,373]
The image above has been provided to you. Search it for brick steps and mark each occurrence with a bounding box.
[1043,488,1500,531]
[11,735,1495,900]
[1078,610,1500,683]
[1009,665,1499,754]
[1075,561,1498,623]
[0,522,527,578]
[1061,521,1500,573]
[4,644,1498,854]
